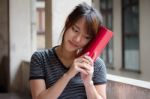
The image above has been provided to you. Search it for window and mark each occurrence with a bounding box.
[122,0,140,72]
[36,0,45,49]
[37,8,45,34]
[100,0,113,68]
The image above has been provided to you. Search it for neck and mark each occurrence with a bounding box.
[57,45,77,60]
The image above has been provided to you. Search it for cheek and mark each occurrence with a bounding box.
[63,31,70,41]
[63,30,75,45]
[81,39,90,47]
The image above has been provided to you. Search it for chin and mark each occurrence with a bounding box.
[67,46,78,52]
[63,40,80,52]
[65,44,78,52]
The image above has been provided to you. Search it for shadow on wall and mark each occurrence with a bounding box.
[11,61,30,95]
[0,56,9,93]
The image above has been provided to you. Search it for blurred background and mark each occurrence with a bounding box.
[0,0,150,99]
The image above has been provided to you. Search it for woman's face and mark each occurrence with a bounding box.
[63,17,91,52]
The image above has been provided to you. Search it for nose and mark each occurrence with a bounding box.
[74,34,82,43]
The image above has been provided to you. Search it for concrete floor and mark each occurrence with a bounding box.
[0,93,31,99]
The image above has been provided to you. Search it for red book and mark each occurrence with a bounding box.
[81,26,113,61]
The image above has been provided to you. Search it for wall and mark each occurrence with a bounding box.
[0,0,9,92]
[113,0,122,70]
[92,0,100,11]
[139,0,150,81]
[9,0,32,91]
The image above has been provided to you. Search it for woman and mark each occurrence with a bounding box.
[30,2,107,99]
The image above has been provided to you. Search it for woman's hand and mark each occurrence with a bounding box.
[66,56,88,78]
[67,53,94,84]
[80,54,94,85]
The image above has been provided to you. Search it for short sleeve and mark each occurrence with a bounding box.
[29,51,45,80]
[93,57,107,85]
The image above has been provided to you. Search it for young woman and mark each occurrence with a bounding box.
[29,2,107,99]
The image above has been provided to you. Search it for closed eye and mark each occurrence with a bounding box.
[72,24,80,33]
[86,36,91,39]
[72,26,79,33]
[83,34,92,40]
[85,35,92,40]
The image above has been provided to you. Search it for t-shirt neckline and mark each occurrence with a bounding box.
[52,46,69,70]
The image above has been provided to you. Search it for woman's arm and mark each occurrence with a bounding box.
[80,55,107,99]
[84,82,106,99]
[30,73,72,99]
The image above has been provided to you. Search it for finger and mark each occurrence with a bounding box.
[77,62,91,71]
[77,63,94,75]
[80,58,89,64]
[75,57,84,63]
[83,56,93,66]
[79,65,93,75]
[77,68,88,75]
[84,54,93,62]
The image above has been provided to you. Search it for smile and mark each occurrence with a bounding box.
[68,40,79,48]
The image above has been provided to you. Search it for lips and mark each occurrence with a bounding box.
[68,40,79,48]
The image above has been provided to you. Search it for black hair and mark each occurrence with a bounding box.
[61,2,103,45]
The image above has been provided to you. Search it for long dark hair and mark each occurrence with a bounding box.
[61,2,103,46]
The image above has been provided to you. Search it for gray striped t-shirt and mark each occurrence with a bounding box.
[29,46,107,99]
